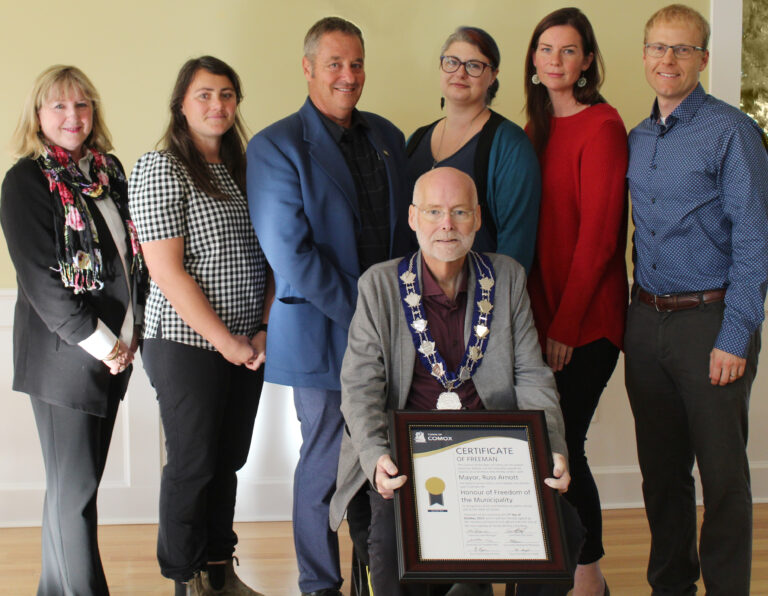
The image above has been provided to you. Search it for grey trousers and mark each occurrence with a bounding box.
[31,374,125,596]
[625,298,759,596]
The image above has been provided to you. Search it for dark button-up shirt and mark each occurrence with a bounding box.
[314,104,391,273]
[627,84,768,357]
[407,260,482,411]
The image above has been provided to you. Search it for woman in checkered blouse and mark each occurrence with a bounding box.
[129,56,272,596]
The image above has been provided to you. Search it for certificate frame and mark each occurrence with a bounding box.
[390,410,571,584]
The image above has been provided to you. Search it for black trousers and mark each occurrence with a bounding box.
[31,372,126,596]
[625,298,759,596]
[367,487,584,596]
[142,339,263,582]
[554,338,619,564]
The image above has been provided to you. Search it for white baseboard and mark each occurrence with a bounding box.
[594,460,768,509]
[1,289,766,528]
[234,477,295,522]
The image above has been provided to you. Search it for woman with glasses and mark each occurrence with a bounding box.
[524,8,629,595]
[406,26,540,272]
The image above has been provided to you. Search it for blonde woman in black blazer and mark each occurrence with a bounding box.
[0,65,146,595]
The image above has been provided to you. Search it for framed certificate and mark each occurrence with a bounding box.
[389,410,572,583]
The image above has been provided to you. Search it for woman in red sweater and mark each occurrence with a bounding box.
[524,8,628,596]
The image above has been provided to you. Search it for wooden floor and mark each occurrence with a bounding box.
[1,505,766,595]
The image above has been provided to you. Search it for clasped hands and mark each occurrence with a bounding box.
[220,332,267,370]
[374,452,571,500]
[103,330,268,373]
[102,334,138,376]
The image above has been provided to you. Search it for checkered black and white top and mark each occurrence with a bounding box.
[128,151,267,350]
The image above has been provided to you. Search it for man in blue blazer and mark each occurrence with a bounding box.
[246,16,413,596]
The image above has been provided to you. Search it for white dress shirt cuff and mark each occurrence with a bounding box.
[78,319,118,360]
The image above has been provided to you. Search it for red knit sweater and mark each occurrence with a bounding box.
[527,103,629,350]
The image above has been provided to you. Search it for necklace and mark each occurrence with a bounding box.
[432,106,488,168]
[398,251,496,409]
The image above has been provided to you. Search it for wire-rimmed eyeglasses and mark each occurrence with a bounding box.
[414,206,475,223]
[644,43,706,59]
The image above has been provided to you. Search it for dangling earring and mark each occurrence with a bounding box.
[577,74,587,88]
[531,73,541,85]
[440,97,445,109]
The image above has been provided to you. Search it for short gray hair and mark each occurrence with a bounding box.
[304,17,364,62]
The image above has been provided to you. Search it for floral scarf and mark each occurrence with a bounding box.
[36,144,145,294]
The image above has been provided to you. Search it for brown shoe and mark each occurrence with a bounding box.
[186,572,210,596]
[199,557,264,596]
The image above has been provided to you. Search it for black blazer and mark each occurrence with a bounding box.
[1,157,143,416]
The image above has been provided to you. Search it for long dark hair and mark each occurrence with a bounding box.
[160,56,248,199]
[441,26,500,105]
[524,8,605,155]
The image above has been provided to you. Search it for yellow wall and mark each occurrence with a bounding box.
[0,0,708,286]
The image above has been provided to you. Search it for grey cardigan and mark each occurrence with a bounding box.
[330,252,565,530]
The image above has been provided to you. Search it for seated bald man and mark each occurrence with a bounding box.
[329,167,583,595]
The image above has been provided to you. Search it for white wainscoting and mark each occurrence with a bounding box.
[0,290,301,527]
[1,287,766,528]
[586,352,768,509]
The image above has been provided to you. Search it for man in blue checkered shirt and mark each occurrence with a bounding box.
[625,5,768,596]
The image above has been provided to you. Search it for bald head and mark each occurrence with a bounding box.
[409,167,481,264]
[412,167,478,209]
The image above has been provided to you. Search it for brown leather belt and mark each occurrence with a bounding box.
[637,287,726,312]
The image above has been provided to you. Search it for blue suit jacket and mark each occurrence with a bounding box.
[246,98,413,389]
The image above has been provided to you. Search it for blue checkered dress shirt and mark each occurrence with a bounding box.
[627,84,768,357]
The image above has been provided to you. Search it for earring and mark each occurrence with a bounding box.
[531,73,541,85]
[577,75,587,88]
[440,97,445,109]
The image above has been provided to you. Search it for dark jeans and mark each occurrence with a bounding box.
[367,488,583,596]
[625,298,759,596]
[142,339,263,582]
[31,375,124,596]
[554,338,619,564]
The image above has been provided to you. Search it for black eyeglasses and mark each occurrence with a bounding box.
[644,43,706,59]
[440,55,493,77]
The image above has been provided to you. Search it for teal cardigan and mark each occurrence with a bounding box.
[406,110,541,272]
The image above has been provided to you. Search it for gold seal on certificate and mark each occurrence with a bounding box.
[389,410,572,584]
[424,477,446,507]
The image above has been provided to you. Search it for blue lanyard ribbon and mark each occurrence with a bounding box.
[398,251,495,392]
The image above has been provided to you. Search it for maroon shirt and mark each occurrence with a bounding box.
[406,260,483,411]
